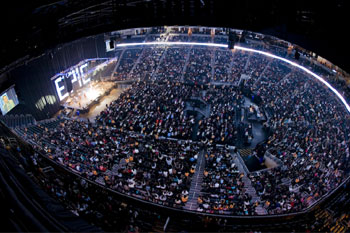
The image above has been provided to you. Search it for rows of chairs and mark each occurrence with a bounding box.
[0,114,36,128]
[14,118,64,149]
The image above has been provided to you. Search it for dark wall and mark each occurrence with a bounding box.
[5,34,108,120]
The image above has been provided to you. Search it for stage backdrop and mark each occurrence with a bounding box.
[3,34,114,120]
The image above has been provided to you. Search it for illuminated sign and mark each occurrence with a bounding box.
[80,63,89,84]
[54,76,68,100]
[53,62,90,101]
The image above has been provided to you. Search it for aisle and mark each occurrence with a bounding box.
[184,149,206,211]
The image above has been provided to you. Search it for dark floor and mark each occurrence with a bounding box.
[249,122,268,149]
[242,154,267,172]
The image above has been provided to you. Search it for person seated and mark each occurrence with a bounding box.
[181,194,188,203]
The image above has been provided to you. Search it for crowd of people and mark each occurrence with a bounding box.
[111,138,199,208]
[263,45,288,58]
[22,117,200,209]
[96,81,196,139]
[213,36,228,44]
[184,47,213,83]
[129,47,165,81]
[16,37,350,217]
[248,64,350,214]
[243,54,271,88]
[23,147,164,232]
[167,34,189,42]
[114,48,142,81]
[189,35,212,43]
[212,49,232,83]
[154,47,190,81]
[230,51,250,84]
[249,60,292,94]
[197,86,244,145]
[199,146,255,215]
[111,31,348,94]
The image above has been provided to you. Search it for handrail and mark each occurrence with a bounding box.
[236,151,250,175]
[264,150,284,167]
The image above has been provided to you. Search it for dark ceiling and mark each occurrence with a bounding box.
[1,0,350,73]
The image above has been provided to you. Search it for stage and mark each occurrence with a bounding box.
[62,81,116,113]
[80,86,128,121]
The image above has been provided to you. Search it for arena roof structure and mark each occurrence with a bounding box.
[1,0,350,73]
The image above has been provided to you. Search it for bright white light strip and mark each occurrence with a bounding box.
[234,45,350,113]
[116,41,350,113]
[116,41,227,48]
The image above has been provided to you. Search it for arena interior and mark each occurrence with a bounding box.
[1,1,350,233]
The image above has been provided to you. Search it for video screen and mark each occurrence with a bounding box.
[0,86,19,115]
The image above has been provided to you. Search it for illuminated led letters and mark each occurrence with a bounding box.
[80,63,90,85]
[54,62,90,101]
[54,76,68,101]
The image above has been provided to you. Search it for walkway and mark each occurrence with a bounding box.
[184,149,206,211]
[190,113,201,141]
[253,58,273,86]
[231,150,268,215]
[151,46,168,79]
[110,48,126,79]
[127,47,146,79]
[180,46,192,81]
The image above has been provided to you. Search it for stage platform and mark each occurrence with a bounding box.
[62,81,116,113]
[80,86,128,121]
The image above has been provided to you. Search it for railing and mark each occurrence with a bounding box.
[248,150,284,176]
[236,151,250,175]
[264,150,284,167]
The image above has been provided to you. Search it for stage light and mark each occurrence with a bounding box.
[86,87,100,100]
[116,41,350,113]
